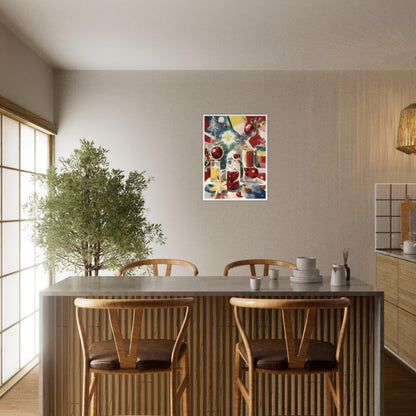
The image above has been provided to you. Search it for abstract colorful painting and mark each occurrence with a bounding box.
[203,115,267,200]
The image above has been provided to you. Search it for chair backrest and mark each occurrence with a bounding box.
[223,259,296,277]
[230,297,350,369]
[75,297,194,369]
[117,258,199,277]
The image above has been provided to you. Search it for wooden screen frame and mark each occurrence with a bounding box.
[0,95,56,397]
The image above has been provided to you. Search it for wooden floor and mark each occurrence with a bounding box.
[0,366,39,416]
[0,350,415,415]
[384,350,416,416]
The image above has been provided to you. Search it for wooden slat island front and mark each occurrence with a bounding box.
[40,276,384,416]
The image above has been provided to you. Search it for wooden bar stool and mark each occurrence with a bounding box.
[75,297,194,416]
[230,297,350,416]
[118,258,199,276]
[223,259,296,276]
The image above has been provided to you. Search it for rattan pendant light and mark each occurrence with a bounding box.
[397,103,416,155]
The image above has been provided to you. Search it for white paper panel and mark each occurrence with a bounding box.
[35,175,47,200]
[2,222,20,275]
[21,224,35,269]
[2,325,20,383]
[35,131,48,174]
[20,315,35,366]
[1,273,19,329]
[0,170,2,222]
[20,172,34,220]
[20,124,35,172]
[2,116,19,169]
[35,266,49,310]
[35,311,39,355]
[0,279,2,334]
[2,168,19,221]
[20,268,35,318]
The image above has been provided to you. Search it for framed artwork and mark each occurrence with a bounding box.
[203,114,267,200]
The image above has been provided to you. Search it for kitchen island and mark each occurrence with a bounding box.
[40,275,383,416]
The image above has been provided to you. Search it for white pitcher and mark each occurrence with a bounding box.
[403,240,416,254]
[331,264,347,286]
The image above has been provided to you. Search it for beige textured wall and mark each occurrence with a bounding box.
[0,22,54,121]
[54,70,416,281]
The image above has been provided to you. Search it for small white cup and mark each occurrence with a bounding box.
[269,268,279,280]
[269,279,279,289]
[296,257,316,270]
[250,277,261,290]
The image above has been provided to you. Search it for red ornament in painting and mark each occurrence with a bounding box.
[244,122,255,135]
[249,133,265,148]
[211,146,223,160]
[245,167,259,178]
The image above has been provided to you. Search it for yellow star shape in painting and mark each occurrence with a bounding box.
[209,180,227,198]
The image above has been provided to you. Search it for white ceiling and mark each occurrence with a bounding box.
[0,0,416,71]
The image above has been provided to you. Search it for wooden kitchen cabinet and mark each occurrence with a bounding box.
[377,253,416,369]
[384,301,398,353]
[376,254,398,304]
[399,309,416,368]
[399,259,416,315]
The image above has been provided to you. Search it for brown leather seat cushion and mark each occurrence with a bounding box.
[89,339,186,371]
[238,339,337,371]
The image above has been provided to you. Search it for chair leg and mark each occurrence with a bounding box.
[335,368,343,416]
[325,373,333,416]
[233,346,243,416]
[326,368,344,416]
[248,366,255,416]
[182,349,191,416]
[170,366,178,416]
[81,366,90,416]
[91,372,98,416]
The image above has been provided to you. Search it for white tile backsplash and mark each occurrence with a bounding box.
[376,200,390,216]
[392,200,402,216]
[407,184,416,200]
[375,183,390,199]
[376,216,390,233]
[376,233,390,249]
[392,216,401,233]
[391,233,402,249]
[375,183,416,250]
[392,184,407,200]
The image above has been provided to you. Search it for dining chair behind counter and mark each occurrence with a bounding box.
[223,258,296,276]
[118,258,199,276]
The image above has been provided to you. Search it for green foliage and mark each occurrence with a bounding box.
[26,139,165,276]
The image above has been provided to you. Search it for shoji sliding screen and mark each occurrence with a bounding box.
[0,99,55,396]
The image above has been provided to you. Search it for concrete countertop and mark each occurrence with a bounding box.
[41,275,382,297]
[376,249,416,263]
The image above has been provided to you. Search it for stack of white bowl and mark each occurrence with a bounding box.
[290,257,322,283]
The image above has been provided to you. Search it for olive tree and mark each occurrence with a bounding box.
[26,139,165,276]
